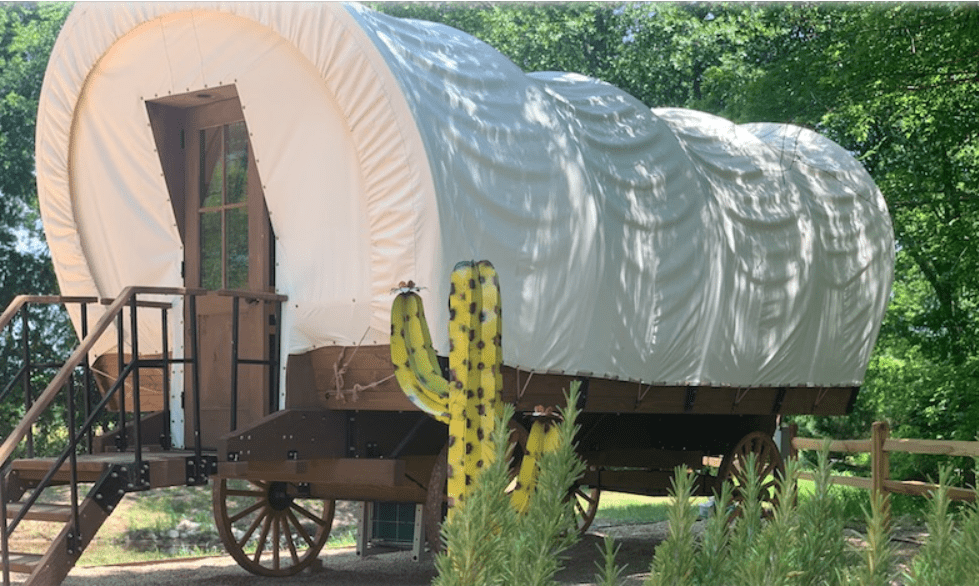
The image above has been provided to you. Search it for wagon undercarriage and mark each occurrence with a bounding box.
[0,292,817,583]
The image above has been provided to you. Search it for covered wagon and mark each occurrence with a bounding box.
[0,2,892,583]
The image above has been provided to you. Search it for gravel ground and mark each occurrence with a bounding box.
[14,519,926,585]
[43,521,668,586]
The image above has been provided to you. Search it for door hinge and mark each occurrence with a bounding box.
[180,261,185,279]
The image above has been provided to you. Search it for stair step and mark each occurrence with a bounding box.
[11,459,105,483]
[5,502,73,523]
[10,451,206,494]
[0,552,42,574]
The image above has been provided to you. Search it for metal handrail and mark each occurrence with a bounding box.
[0,295,96,586]
[0,286,286,584]
[0,297,99,456]
[0,286,212,586]
[0,296,97,334]
[225,289,287,431]
[0,287,204,466]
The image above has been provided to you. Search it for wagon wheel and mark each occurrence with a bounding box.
[424,421,598,551]
[213,477,336,577]
[717,431,784,518]
[424,443,450,554]
[569,483,601,534]
[506,422,600,534]
[424,421,530,554]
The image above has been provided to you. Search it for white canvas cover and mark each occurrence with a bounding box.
[36,2,893,390]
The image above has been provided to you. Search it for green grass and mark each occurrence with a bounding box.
[594,492,673,524]
[122,485,215,531]
[69,484,360,566]
[78,544,218,567]
[796,474,929,528]
[327,523,358,548]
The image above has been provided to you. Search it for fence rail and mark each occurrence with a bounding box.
[787,421,978,503]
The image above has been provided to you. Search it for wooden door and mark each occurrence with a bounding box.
[181,95,275,448]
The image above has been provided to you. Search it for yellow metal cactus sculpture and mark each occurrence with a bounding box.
[509,406,561,514]
[391,260,564,516]
[390,260,503,512]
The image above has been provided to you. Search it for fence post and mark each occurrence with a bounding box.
[871,421,891,525]
[788,423,798,460]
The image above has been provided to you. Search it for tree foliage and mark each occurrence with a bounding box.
[0,2,70,304]
[1,3,977,461]
[0,3,74,444]
[724,5,979,463]
[374,3,979,461]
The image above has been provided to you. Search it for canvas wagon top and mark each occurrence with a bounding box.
[36,2,894,391]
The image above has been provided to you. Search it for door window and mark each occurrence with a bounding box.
[199,121,250,290]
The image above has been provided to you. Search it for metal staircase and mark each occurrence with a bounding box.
[0,287,213,586]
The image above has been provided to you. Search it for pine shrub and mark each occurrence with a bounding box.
[433,382,586,586]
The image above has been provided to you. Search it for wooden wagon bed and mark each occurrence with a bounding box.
[305,345,858,417]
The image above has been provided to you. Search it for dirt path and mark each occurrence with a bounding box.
[43,521,665,586]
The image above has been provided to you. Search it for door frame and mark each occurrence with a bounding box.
[146,86,277,448]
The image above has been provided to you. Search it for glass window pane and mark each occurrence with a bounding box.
[200,210,222,289]
[200,128,223,208]
[225,122,248,205]
[226,206,249,289]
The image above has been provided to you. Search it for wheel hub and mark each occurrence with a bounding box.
[267,481,293,511]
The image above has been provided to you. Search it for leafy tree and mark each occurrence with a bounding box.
[0,2,75,445]
[720,4,979,478]
[3,1,974,466]
[0,2,70,304]
[378,3,979,459]
[374,3,784,112]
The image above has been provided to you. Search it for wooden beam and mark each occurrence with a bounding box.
[883,479,977,502]
[883,438,979,458]
[792,438,873,453]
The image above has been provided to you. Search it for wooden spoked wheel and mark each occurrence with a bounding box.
[424,421,530,554]
[569,484,601,533]
[717,431,784,517]
[424,443,450,554]
[424,421,598,551]
[213,478,336,577]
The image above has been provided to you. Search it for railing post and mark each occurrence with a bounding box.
[66,372,80,556]
[115,309,127,450]
[20,307,33,458]
[188,294,204,483]
[160,305,171,450]
[871,421,890,525]
[129,294,143,483]
[1,463,9,586]
[269,299,282,415]
[781,422,798,460]
[230,296,240,433]
[81,302,94,454]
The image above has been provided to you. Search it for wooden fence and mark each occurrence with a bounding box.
[784,421,978,503]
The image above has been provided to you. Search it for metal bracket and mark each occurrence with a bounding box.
[90,464,132,514]
[114,430,128,452]
[346,414,358,457]
[65,525,82,557]
[732,387,750,408]
[128,460,151,492]
[636,382,654,409]
[845,386,860,413]
[575,377,590,411]
[185,454,218,486]
[683,386,699,413]
[772,386,787,414]
[813,386,830,410]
